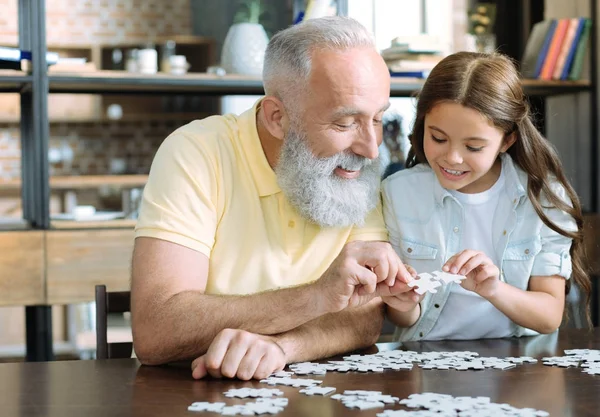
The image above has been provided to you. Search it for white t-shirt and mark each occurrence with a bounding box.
[426,168,514,340]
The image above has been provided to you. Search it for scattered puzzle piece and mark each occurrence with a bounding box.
[299,386,336,396]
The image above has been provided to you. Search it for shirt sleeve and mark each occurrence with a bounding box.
[135,130,219,257]
[531,184,577,279]
[347,194,389,242]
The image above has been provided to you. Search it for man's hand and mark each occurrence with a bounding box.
[378,265,424,312]
[443,249,500,299]
[191,329,286,380]
[316,241,413,313]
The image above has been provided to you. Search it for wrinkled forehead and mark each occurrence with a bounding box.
[301,47,390,117]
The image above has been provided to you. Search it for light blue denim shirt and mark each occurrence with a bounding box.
[382,154,576,341]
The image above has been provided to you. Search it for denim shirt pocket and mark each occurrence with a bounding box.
[502,236,542,289]
[398,238,438,260]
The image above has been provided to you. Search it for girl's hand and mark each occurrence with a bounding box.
[443,250,500,299]
[379,265,425,312]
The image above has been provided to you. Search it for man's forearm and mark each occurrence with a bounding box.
[273,298,385,364]
[133,283,330,364]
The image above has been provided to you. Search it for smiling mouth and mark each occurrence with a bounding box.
[440,166,468,177]
[334,167,360,179]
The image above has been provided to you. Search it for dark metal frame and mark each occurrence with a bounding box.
[19,0,52,361]
[591,0,599,213]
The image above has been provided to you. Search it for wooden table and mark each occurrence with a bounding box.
[1,328,599,416]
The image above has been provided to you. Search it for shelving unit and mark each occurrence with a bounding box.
[44,71,595,97]
[3,0,599,361]
[0,70,32,92]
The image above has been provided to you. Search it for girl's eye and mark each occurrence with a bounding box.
[467,146,484,152]
[431,136,446,143]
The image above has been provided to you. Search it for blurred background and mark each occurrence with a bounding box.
[0,0,597,361]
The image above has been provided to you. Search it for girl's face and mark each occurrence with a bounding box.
[423,102,515,194]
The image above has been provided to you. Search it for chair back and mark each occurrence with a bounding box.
[95,285,132,359]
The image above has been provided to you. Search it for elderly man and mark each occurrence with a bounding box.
[131,16,413,380]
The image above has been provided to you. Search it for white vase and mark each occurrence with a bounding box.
[221,23,269,76]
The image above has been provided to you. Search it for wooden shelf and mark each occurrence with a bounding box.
[0,175,148,191]
[0,70,31,92]
[0,113,206,124]
[0,218,30,231]
[49,71,265,95]
[50,219,137,229]
[521,79,592,96]
[47,71,593,97]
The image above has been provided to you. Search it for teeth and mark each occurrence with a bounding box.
[443,167,464,176]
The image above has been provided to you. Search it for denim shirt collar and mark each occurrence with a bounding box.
[433,153,527,207]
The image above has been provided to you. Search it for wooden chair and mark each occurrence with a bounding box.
[95,285,133,359]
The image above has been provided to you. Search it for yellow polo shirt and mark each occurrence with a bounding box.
[135,100,388,295]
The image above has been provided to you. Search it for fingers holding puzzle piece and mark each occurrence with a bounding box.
[407,271,466,295]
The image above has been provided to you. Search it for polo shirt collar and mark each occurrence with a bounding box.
[238,99,281,197]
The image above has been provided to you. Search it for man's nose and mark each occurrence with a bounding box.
[351,125,379,160]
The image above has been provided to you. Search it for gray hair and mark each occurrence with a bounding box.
[263,16,376,104]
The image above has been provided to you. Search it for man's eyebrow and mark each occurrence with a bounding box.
[380,102,391,113]
[331,102,391,119]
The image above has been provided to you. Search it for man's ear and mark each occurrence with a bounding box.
[260,96,288,140]
[501,132,517,153]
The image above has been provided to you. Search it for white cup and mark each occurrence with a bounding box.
[168,55,190,75]
[137,48,158,74]
[73,205,96,220]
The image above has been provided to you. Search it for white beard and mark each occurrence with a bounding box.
[275,126,381,228]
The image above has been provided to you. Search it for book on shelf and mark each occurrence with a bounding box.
[381,34,445,58]
[0,46,59,70]
[381,35,443,78]
[566,18,592,81]
[521,19,557,79]
[539,18,569,80]
[552,18,582,80]
[520,17,592,81]
[389,70,430,79]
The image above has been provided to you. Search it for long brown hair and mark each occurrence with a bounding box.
[406,51,590,325]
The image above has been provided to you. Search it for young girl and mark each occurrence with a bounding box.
[381,51,590,341]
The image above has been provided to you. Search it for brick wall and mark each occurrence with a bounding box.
[48,120,186,176]
[0,0,192,45]
[0,0,193,182]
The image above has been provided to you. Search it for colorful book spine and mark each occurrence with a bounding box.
[560,18,587,80]
[567,19,593,81]
[552,18,581,80]
[539,18,569,80]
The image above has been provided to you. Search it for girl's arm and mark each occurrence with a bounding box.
[486,275,565,334]
[444,249,567,334]
[385,303,421,328]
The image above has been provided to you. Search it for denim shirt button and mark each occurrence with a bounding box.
[453,226,459,233]
[524,249,530,255]
[434,304,440,308]
[407,248,413,253]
